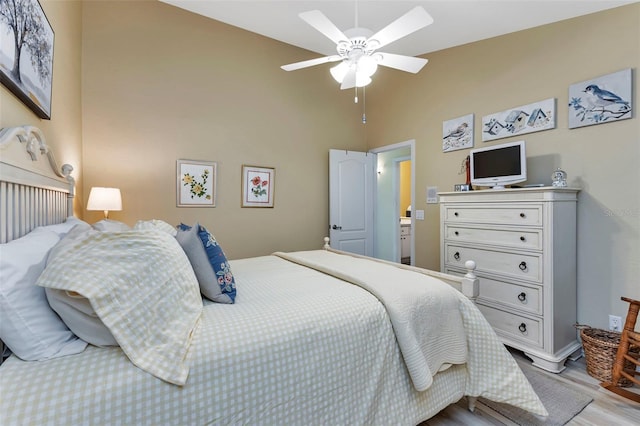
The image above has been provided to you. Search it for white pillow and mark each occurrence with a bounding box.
[43,224,118,347]
[36,216,88,237]
[0,226,88,361]
[92,219,130,232]
[133,219,177,236]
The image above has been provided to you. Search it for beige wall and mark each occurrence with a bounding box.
[365,4,639,327]
[0,0,84,215]
[81,0,366,259]
[3,1,637,329]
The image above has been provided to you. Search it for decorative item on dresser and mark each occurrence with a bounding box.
[440,186,581,373]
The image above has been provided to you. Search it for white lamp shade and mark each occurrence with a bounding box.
[87,187,122,213]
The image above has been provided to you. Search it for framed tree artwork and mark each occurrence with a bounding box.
[241,165,275,208]
[0,0,54,119]
[177,160,217,207]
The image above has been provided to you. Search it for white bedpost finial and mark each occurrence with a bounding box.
[323,237,330,250]
[464,260,476,279]
[462,260,479,300]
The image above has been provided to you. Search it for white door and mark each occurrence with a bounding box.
[329,149,375,255]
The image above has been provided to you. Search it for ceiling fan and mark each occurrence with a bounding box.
[281,6,433,90]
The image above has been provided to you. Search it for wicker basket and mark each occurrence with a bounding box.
[580,327,640,387]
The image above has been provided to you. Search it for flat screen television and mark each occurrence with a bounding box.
[470,140,526,189]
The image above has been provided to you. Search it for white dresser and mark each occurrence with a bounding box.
[439,187,580,372]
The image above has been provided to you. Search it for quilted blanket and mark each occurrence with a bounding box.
[274,250,467,391]
[274,250,547,417]
[36,225,203,385]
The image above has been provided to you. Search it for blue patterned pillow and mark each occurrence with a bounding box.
[176,223,236,303]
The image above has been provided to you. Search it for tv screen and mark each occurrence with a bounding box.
[473,144,522,178]
[470,140,526,189]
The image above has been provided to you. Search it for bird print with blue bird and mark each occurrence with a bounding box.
[568,69,632,128]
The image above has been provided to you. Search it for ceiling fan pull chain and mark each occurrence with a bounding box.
[362,86,367,124]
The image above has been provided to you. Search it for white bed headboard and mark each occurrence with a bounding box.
[0,125,75,243]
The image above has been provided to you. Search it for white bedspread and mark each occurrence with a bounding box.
[274,250,467,391]
[1,252,546,425]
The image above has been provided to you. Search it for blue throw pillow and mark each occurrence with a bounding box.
[177,223,236,303]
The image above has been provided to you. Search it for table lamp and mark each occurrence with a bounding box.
[87,187,122,219]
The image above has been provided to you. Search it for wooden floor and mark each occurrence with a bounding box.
[425,349,640,425]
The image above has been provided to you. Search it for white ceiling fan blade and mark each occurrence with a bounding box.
[281,55,342,71]
[299,10,349,45]
[340,68,357,90]
[367,6,433,50]
[376,53,428,73]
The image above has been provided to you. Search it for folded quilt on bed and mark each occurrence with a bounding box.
[36,225,203,386]
[273,250,546,416]
[274,249,468,391]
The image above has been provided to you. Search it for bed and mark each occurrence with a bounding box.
[0,125,547,425]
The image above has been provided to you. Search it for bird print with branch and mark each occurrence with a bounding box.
[568,69,632,129]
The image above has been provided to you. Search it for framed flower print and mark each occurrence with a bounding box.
[241,165,275,208]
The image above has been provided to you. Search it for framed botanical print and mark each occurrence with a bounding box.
[241,165,275,208]
[177,160,217,207]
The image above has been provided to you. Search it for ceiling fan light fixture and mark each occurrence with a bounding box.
[357,55,378,77]
[330,61,349,83]
[330,61,373,88]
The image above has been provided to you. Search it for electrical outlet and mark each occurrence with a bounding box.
[609,315,622,332]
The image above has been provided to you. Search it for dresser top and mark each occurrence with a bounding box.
[438,186,580,202]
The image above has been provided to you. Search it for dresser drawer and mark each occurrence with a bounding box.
[477,304,543,348]
[443,205,543,226]
[445,268,542,315]
[444,225,542,250]
[445,245,542,283]
[478,276,542,315]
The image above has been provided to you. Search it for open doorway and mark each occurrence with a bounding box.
[370,140,415,265]
[399,159,412,265]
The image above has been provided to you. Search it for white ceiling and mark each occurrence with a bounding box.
[159,0,635,58]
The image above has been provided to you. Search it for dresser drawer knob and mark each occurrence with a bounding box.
[519,212,526,218]
[453,251,460,260]
[518,292,527,302]
[519,261,528,271]
[520,236,526,242]
[454,212,459,217]
[454,231,459,236]
[518,323,527,333]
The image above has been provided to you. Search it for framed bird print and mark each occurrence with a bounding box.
[481,98,556,142]
[568,68,632,129]
[442,114,474,152]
